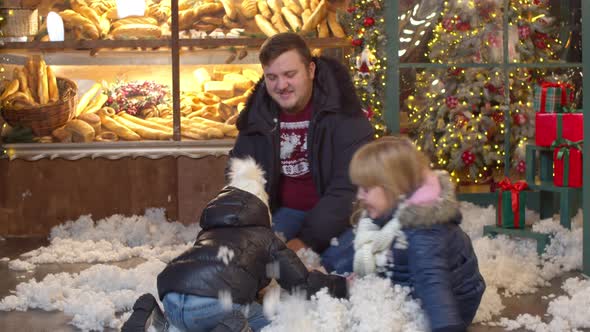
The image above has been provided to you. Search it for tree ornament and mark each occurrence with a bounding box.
[461,150,476,166]
[455,113,468,128]
[445,96,459,108]
[363,17,375,27]
[356,46,375,78]
[518,25,531,39]
[363,107,374,120]
[492,111,505,124]
[512,113,527,126]
[442,18,454,31]
[347,6,357,13]
[516,160,526,173]
[351,38,363,47]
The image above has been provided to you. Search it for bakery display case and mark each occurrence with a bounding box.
[0,0,351,159]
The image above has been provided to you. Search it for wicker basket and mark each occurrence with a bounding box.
[1,78,78,136]
[0,8,38,38]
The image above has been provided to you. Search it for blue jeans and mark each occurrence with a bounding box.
[272,207,355,274]
[162,293,269,332]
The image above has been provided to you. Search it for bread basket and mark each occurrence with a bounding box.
[1,77,78,136]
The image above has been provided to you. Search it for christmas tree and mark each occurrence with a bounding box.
[344,0,388,138]
[407,0,563,184]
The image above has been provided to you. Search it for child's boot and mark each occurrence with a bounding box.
[122,293,169,332]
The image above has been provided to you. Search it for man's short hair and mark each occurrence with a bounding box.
[259,32,313,66]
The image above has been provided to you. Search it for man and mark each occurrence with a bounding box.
[230,32,374,273]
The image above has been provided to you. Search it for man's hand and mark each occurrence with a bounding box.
[286,238,308,253]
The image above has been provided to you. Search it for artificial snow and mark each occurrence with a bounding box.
[0,204,587,331]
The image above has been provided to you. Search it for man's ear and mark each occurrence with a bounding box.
[308,61,316,80]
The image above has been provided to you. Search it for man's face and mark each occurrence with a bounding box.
[262,49,315,114]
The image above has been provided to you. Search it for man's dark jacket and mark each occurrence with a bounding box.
[157,186,347,304]
[230,56,374,252]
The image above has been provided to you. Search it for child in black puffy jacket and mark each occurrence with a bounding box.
[123,158,347,332]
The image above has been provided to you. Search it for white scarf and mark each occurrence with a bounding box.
[353,202,409,277]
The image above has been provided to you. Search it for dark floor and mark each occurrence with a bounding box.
[0,237,586,332]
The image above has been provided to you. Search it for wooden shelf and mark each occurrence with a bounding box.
[0,37,350,52]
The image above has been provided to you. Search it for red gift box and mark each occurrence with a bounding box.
[552,140,583,188]
[535,112,583,147]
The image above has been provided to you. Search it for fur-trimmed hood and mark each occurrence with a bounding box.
[236,56,364,133]
[396,170,461,228]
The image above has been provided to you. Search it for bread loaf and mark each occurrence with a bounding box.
[204,81,235,99]
[242,68,262,83]
[212,66,242,81]
[77,113,101,134]
[317,18,329,37]
[284,0,303,15]
[52,126,73,143]
[37,58,49,105]
[111,24,162,39]
[59,10,100,39]
[267,0,281,15]
[224,73,254,91]
[65,119,96,142]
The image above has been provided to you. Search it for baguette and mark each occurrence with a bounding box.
[284,0,303,15]
[98,13,111,38]
[223,94,249,106]
[199,16,223,26]
[257,0,272,19]
[310,0,319,11]
[301,0,327,33]
[112,16,158,30]
[255,14,279,37]
[77,5,102,32]
[317,18,329,37]
[0,79,19,100]
[94,131,119,142]
[82,93,108,114]
[118,112,173,132]
[76,83,102,117]
[327,11,345,38]
[223,15,241,29]
[46,65,59,103]
[25,57,39,102]
[281,7,302,31]
[297,0,310,10]
[301,9,311,24]
[14,67,28,94]
[219,0,237,20]
[115,115,173,140]
[37,58,49,105]
[98,107,142,141]
[241,0,258,19]
[271,12,289,33]
[59,10,100,39]
[267,0,281,15]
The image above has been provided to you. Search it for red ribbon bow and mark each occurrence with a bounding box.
[497,178,528,228]
[539,82,574,113]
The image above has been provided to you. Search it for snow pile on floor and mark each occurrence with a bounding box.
[263,275,428,332]
[0,259,165,331]
[0,204,586,331]
[7,208,198,270]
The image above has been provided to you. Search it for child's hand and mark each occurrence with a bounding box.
[346,273,356,288]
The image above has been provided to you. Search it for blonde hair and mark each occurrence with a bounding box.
[349,136,429,209]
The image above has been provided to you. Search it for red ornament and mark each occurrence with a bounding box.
[516,160,526,173]
[347,6,357,13]
[492,111,505,124]
[446,96,459,109]
[456,22,471,31]
[363,107,374,120]
[351,39,363,47]
[358,62,370,73]
[461,150,476,166]
[533,32,549,49]
[455,113,468,128]
[442,18,454,31]
[518,25,531,39]
[512,113,527,126]
[363,17,375,27]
